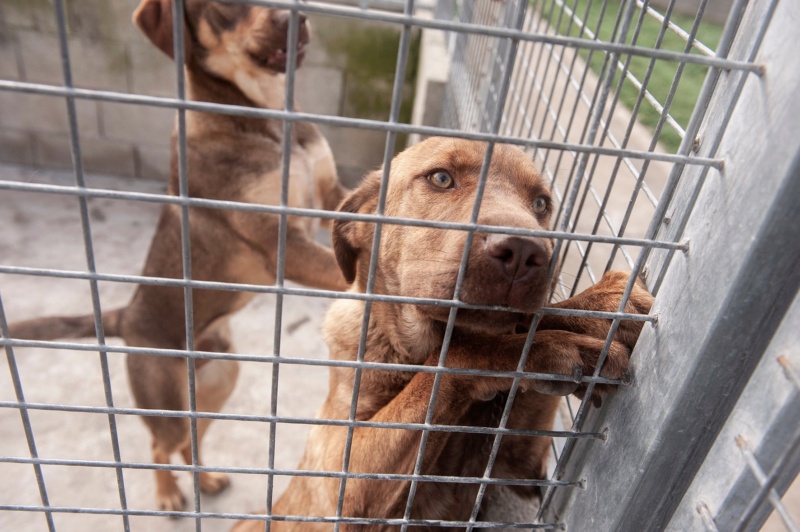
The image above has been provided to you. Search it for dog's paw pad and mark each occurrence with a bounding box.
[199,471,230,494]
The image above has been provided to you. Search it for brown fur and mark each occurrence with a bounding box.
[233,138,653,530]
[8,0,348,511]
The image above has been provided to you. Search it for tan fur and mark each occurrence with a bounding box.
[198,13,287,110]
[233,138,654,530]
[8,0,348,512]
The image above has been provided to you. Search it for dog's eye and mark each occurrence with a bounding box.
[533,197,548,214]
[427,171,454,189]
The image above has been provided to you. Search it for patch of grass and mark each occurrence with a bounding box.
[540,0,723,152]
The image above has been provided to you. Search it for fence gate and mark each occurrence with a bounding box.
[1,0,798,530]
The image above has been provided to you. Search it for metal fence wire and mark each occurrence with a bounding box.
[0,0,798,530]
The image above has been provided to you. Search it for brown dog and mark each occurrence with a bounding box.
[234,137,653,530]
[9,0,348,511]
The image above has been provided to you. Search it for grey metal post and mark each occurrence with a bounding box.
[542,0,799,529]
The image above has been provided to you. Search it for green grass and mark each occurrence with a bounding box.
[539,0,723,152]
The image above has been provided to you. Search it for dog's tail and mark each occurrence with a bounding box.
[7,308,124,341]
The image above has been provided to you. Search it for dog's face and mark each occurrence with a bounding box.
[134,0,311,74]
[333,138,555,334]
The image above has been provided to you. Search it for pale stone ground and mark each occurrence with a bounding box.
[0,166,332,531]
[0,162,797,530]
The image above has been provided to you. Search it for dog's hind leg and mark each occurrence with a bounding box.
[152,436,187,513]
[127,347,193,512]
[180,319,239,495]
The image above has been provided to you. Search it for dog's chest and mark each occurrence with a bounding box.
[237,150,315,204]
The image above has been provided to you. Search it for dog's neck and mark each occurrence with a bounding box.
[187,61,286,108]
[358,302,457,369]
[184,63,287,133]
[346,269,522,364]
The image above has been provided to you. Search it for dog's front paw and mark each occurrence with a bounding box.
[199,471,230,494]
[526,331,630,404]
[590,271,654,349]
[542,271,655,350]
[573,334,631,407]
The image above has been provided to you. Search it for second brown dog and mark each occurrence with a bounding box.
[234,137,653,530]
[9,0,349,511]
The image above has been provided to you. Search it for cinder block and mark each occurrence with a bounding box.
[17,30,129,91]
[337,164,368,189]
[0,129,35,166]
[33,132,72,170]
[35,132,138,178]
[3,0,138,36]
[15,29,60,85]
[0,91,100,136]
[68,38,130,91]
[136,144,171,181]
[319,124,387,187]
[0,0,61,37]
[0,35,22,80]
[305,14,357,70]
[0,1,40,30]
[83,137,138,178]
[99,100,173,146]
[295,66,343,117]
[127,41,177,97]
[67,0,140,43]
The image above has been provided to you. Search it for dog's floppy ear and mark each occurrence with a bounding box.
[332,173,382,284]
[133,0,190,60]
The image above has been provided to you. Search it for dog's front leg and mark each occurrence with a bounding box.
[337,330,629,525]
[538,271,654,349]
[440,330,631,415]
[338,369,477,525]
[226,210,349,291]
[281,224,350,291]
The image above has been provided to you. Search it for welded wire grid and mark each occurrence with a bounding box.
[438,0,753,521]
[0,0,776,530]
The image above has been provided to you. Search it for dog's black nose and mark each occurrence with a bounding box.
[484,234,548,281]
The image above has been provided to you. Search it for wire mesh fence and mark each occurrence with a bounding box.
[0,0,798,530]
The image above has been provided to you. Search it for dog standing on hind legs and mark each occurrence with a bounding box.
[9,0,349,511]
[234,137,654,530]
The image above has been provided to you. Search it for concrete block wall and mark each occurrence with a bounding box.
[0,0,169,179]
[0,1,417,186]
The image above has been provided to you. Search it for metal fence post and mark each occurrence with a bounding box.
[541,0,800,529]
